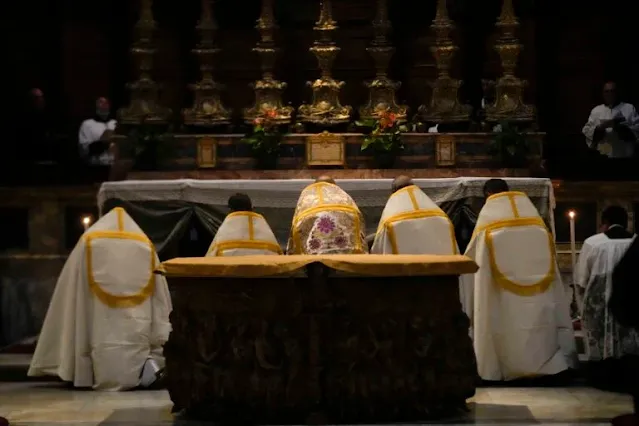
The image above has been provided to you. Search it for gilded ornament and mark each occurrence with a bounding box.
[418,0,470,123]
[243,0,293,124]
[118,0,171,125]
[484,0,535,123]
[297,0,352,126]
[183,0,231,126]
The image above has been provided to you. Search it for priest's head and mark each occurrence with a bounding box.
[228,193,252,212]
[316,175,335,184]
[96,97,111,121]
[392,175,413,193]
[483,178,509,199]
[601,205,628,231]
[603,81,618,107]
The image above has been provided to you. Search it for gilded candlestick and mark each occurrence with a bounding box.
[484,0,535,123]
[118,0,171,125]
[243,0,292,124]
[183,0,230,127]
[418,0,470,124]
[359,0,407,121]
[297,0,352,126]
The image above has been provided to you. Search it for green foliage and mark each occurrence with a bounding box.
[489,121,530,166]
[356,111,408,155]
[242,112,283,158]
[126,122,175,162]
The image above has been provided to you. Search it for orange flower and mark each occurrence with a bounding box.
[265,109,277,119]
[254,117,264,126]
[388,113,396,123]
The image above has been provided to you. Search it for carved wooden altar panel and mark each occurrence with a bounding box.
[305,132,346,167]
[163,271,477,424]
[435,135,456,166]
[197,137,217,169]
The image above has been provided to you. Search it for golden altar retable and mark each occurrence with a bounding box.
[160,254,479,424]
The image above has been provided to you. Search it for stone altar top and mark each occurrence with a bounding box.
[159,254,478,278]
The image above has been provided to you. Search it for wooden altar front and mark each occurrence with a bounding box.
[160,254,478,424]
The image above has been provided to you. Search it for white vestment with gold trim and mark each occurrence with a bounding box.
[460,191,577,381]
[207,211,282,256]
[371,185,458,255]
[28,208,172,390]
[287,182,367,254]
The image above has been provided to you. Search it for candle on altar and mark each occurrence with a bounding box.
[568,210,577,281]
[82,215,92,232]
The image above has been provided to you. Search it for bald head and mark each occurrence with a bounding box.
[315,175,335,184]
[392,175,413,193]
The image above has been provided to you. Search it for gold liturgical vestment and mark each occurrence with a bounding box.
[287,181,367,254]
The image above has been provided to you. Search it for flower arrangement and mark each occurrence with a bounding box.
[356,110,408,168]
[489,121,530,167]
[242,109,283,168]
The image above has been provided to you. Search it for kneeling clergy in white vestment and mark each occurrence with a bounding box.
[460,179,577,381]
[207,193,282,256]
[576,205,639,362]
[371,175,458,255]
[28,207,172,390]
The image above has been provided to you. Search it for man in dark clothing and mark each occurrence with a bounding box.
[610,236,639,425]
[14,88,52,163]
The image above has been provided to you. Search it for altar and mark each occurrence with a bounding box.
[161,254,478,423]
[98,177,554,255]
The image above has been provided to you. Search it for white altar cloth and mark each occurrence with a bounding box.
[99,177,554,211]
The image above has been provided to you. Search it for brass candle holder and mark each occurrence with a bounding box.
[183,0,230,127]
[297,0,352,126]
[418,0,470,124]
[484,0,535,123]
[243,0,293,124]
[359,0,408,121]
[118,0,171,125]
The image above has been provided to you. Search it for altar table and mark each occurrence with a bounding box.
[98,178,554,254]
[160,254,479,424]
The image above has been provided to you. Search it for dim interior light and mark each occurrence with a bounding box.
[568,210,576,219]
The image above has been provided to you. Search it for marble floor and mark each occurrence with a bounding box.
[0,382,632,425]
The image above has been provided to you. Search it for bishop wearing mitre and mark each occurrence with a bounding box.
[460,179,577,381]
[28,207,172,390]
[370,176,458,255]
[207,193,282,256]
[287,176,367,254]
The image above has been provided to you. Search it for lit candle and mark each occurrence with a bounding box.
[568,210,576,282]
[82,216,92,232]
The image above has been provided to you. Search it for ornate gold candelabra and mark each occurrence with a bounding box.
[297,0,352,126]
[484,0,535,123]
[243,0,293,124]
[418,0,470,123]
[359,0,407,121]
[118,0,171,124]
[183,0,230,126]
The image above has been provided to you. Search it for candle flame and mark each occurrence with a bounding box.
[568,210,576,219]
[82,216,92,226]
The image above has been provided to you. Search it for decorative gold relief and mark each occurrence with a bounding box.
[484,0,535,123]
[306,131,346,166]
[183,0,230,126]
[359,0,408,121]
[297,0,352,126]
[435,135,456,166]
[118,0,171,125]
[418,0,470,124]
[243,0,293,124]
[197,137,217,168]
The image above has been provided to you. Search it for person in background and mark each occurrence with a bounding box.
[287,176,367,255]
[370,175,458,255]
[582,81,639,158]
[78,97,117,165]
[576,205,639,388]
[207,193,282,256]
[460,178,577,382]
[14,88,51,163]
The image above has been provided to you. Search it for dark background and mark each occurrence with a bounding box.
[5,0,637,167]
